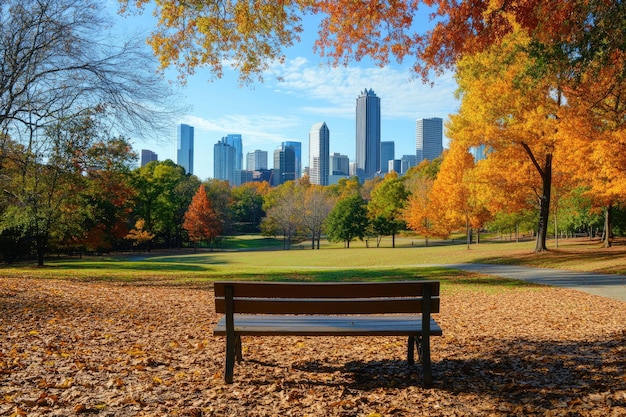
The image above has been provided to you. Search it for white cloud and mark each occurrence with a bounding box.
[267,57,459,120]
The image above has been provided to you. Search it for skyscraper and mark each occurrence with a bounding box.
[214,138,236,184]
[223,134,243,171]
[309,122,330,186]
[416,117,443,162]
[177,124,194,174]
[355,89,381,180]
[246,150,268,171]
[380,141,395,173]
[140,149,158,167]
[282,141,302,179]
[273,146,296,186]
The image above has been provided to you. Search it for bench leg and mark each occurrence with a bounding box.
[235,335,243,363]
[225,333,236,384]
[407,336,417,365]
[421,336,432,387]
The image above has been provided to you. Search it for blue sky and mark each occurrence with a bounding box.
[113,5,460,181]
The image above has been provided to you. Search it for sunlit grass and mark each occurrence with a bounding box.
[2,235,621,294]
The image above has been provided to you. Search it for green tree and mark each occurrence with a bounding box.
[367,172,408,248]
[324,194,368,248]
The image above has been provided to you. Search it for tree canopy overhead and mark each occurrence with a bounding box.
[120,0,624,84]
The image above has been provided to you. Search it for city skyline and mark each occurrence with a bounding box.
[114,7,459,181]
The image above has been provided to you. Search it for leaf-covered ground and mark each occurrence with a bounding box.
[1,278,625,416]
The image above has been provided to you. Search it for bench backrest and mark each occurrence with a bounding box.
[214,281,440,315]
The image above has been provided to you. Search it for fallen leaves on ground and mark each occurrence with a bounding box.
[1,277,625,416]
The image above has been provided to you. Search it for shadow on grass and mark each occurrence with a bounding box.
[473,245,626,275]
[255,333,626,412]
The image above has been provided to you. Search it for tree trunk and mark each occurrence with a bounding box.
[534,154,552,252]
[392,232,395,248]
[603,204,613,248]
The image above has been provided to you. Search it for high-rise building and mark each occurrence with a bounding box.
[380,141,395,173]
[246,150,268,171]
[177,124,194,174]
[388,159,402,173]
[282,141,302,179]
[214,138,236,184]
[401,154,418,174]
[416,117,443,162]
[330,152,350,175]
[273,145,296,186]
[223,134,243,171]
[140,149,158,167]
[355,89,381,180]
[308,122,330,186]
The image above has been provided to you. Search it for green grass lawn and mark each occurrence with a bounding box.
[1,235,624,291]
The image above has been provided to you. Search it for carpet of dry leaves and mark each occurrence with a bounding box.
[1,277,625,417]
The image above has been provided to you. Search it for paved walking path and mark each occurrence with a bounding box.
[441,263,626,302]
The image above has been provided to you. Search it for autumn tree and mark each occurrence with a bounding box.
[121,0,623,89]
[324,194,368,248]
[559,61,626,247]
[183,185,222,250]
[448,28,565,252]
[261,181,303,249]
[367,172,408,248]
[301,185,335,249]
[126,219,154,250]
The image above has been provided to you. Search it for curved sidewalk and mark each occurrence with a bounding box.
[442,263,626,302]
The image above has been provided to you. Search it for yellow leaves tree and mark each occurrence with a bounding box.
[449,26,566,252]
[427,141,491,248]
[559,56,626,247]
[120,0,622,89]
[126,219,155,250]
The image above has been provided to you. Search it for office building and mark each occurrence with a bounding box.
[140,149,158,167]
[246,150,268,171]
[380,141,395,173]
[283,141,302,179]
[273,145,296,186]
[177,124,194,174]
[223,134,243,171]
[401,154,418,174]
[388,159,402,173]
[309,122,330,186]
[355,89,381,180]
[416,117,443,162]
[330,152,350,176]
[214,138,236,185]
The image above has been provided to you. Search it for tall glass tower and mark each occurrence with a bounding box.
[177,124,194,174]
[282,141,302,179]
[223,134,243,171]
[355,89,381,180]
[380,141,395,173]
[416,118,443,162]
[214,138,236,184]
[308,122,329,186]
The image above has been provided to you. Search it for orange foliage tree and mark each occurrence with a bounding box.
[426,141,491,248]
[183,185,222,249]
[120,0,623,85]
[448,27,569,252]
[555,51,626,247]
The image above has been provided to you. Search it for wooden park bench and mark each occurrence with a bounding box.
[213,280,442,386]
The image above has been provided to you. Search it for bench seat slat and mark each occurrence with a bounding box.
[214,281,440,299]
[213,314,443,336]
[215,297,440,314]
